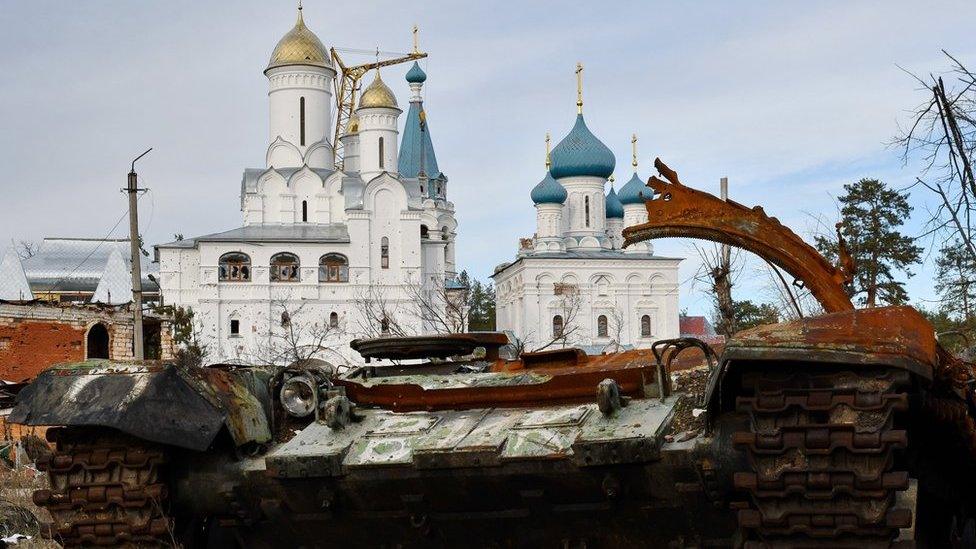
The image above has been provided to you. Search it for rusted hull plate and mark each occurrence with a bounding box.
[336,361,658,412]
[725,306,937,379]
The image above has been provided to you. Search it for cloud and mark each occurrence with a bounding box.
[1,0,974,316]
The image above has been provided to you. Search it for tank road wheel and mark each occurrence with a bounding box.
[33,428,175,547]
[730,367,915,548]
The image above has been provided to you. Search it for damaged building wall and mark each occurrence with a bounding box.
[0,303,174,382]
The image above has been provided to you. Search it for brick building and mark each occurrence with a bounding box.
[0,303,174,382]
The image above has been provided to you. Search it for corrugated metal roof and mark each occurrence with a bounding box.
[0,247,33,301]
[157,224,351,249]
[21,238,158,293]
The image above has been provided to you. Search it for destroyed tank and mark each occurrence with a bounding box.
[10,159,976,547]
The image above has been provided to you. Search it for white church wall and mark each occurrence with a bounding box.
[493,258,681,352]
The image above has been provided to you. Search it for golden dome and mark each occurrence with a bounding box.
[266,9,331,72]
[359,71,399,109]
[347,112,360,134]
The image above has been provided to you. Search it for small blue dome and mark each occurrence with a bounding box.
[549,114,616,179]
[531,171,568,204]
[405,62,427,83]
[618,172,650,205]
[605,187,624,218]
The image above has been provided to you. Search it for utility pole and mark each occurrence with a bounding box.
[720,177,730,264]
[127,148,152,360]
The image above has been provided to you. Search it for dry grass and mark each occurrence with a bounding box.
[0,417,60,549]
[0,462,59,547]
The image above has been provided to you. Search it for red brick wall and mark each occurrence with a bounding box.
[0,319,86,382]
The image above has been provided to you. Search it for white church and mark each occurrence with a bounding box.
[492,73,682,352]
[156,7,458,366]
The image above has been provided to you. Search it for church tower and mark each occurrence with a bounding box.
[265,5,336,169]
[618,134,652,254]
[357,69,402,182]
[531,133,567,252]
[548,64,615,251]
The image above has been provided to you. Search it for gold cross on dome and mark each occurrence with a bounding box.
[575,62,584,114]
[413,25,420,54]
[545,132,552,169]
[631,134,638,169]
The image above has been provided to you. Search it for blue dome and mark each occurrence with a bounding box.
[531,171,568,204]
[405,61,427,83]
[605,187,624,218]
[549,114,616,179]
[618,172,650,205]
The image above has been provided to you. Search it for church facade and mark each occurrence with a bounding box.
[492,74,681,352]
[156,8,457,366]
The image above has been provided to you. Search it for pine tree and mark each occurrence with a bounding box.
[815,178,922,307]
[451,270,496,331]
[731,300,780,331]
[935,240,976,322]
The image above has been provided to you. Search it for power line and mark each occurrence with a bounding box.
[46,209,129,295]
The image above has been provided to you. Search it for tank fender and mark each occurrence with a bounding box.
[8,362,271,451]
[704,306,937,417]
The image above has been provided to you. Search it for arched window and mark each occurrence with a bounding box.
[381,316,390,334]
[270,252,300,282]
[378,137,385,168]
[86,323,109,359]
[640,314,652,337]
[420,225,429,239]
[584,196,591,227]
[219,252,251,282]
[441,226,450,240]
[597,315,608,337]
[381,237,390,269]
[319,253,349,282]
[329,312,339,328]
[302,200,308,222]
[553,315,564,338]
[230,318,240,336]
[299,97,306,146]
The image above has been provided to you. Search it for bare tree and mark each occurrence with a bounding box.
[273,299,346,368]
[353,285,416,338]
[896,52,976,266]
[407,276,469,333]
[507,331,530,358]
[692,244,743,337]
[16,240,38,260]
[603,306,626,353]
[240,298,346,369]
[533,283,583,352]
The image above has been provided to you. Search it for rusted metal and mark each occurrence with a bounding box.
[622,158,855,314]
[733,367,913,545]
[334,347,662,412]
[34,429,172,547]
[725,306,938,379]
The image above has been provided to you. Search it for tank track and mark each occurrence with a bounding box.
[732,368,915,548]
[33,428,174,547]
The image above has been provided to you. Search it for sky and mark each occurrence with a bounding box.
[1,0,975,317]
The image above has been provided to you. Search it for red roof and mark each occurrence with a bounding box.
[680,316,715,337]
